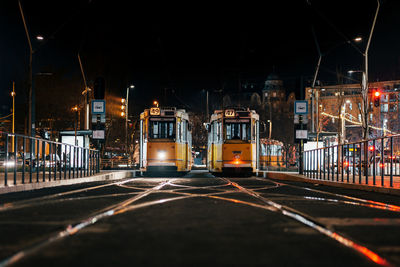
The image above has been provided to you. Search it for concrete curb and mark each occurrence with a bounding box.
[257,171,400,196]
[0,171,135,195]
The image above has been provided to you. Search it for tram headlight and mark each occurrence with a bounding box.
[158,151,166,160]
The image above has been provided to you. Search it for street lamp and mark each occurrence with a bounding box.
[126,85,135,159]
[71,106,79,146]
[362,0,380,140]
[310,32,364,133]
[267,120,272,140]
[11,82,16,153]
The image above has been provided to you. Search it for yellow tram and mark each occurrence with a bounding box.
[207,108,260,175]
[139,106,192,174]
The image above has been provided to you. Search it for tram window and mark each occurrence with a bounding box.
[182,121,187,142]
[177,122,181,141]
[225,123,251,141]
[213,122,218,142]
[150,121,175,139]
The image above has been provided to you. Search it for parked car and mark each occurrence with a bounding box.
[0,152,24,168]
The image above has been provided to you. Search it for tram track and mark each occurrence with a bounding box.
[220,177,393,267]
[0,175,399,266]
[256,177,400,213]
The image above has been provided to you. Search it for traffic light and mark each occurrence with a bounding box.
[373,90,380,107]
[120,98,126,117]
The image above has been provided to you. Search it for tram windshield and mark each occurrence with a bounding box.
[225,122,251,141]
[150,121,175,139]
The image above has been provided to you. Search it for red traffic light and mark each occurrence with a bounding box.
[368,145,375,151]
[374,91,380,97]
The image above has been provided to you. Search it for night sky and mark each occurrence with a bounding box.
[1,0,400,114]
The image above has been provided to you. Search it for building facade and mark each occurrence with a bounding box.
[306,80,400,143]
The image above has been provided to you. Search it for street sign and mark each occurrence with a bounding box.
[91,114,106,124]
[294,100,308,115]
[295,130,308,139]
[92,130,105,139]
[91,100,106,115]
[294,114,299,124]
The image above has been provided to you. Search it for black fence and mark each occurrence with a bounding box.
[0,132,100,186]
[303,135,400,188]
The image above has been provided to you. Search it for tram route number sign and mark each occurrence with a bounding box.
[225,109,235,117]
[150,107,160,116]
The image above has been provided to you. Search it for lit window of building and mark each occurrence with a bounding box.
[381,104,388,113]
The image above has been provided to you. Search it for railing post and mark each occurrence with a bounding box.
[29,138,33,183]
[5,133,8,186]
[36,139,40,182]
[352,143,356,183]
[359,142,362,184]
[365,140,369,185]
[42,141,46,182]
[80,147,83,178]
[373,139,376,185]
[327,147,330,181]
[381,138,384,187]
[22,137,26,184]
[14,135,17,185]
[390,136,393,187]
[49,142,52,181]
[64,144,67,179]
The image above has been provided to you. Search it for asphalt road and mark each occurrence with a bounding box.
[0,170,400,266]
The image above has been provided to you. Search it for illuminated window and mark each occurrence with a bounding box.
[150,121,175,139]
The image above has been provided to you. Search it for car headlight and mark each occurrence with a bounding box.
[5,161,15,167]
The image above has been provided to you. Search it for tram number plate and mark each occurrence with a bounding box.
[225,109,235,117]
[150,107,160,116]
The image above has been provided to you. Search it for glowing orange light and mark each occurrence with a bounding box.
[374,91,380,97]
[344,161,349,167]
[379,163,384,168]
[368,146,375,151]
[233,159,241,165]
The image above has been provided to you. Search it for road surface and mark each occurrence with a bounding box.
[0,170,400,266]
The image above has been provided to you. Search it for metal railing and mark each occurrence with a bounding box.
[0,132,100,187]
[303,135,400,188]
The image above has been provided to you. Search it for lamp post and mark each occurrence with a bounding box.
[310,30,363,134]
[72,106,79,146]
[11,82,15,153]
[267,120,272,140]
[362,0,380,140]
[126,85,135,159]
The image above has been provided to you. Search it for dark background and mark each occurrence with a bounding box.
[1,0,400,116]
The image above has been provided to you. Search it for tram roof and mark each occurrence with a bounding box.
[210,108,259,121]
[140,107,189,120]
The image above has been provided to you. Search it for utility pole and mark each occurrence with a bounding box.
[206,90,209,120]
[362,0,380,140]
[78,53,90,130]
[18,0,35,138]
[11,82,15,153]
